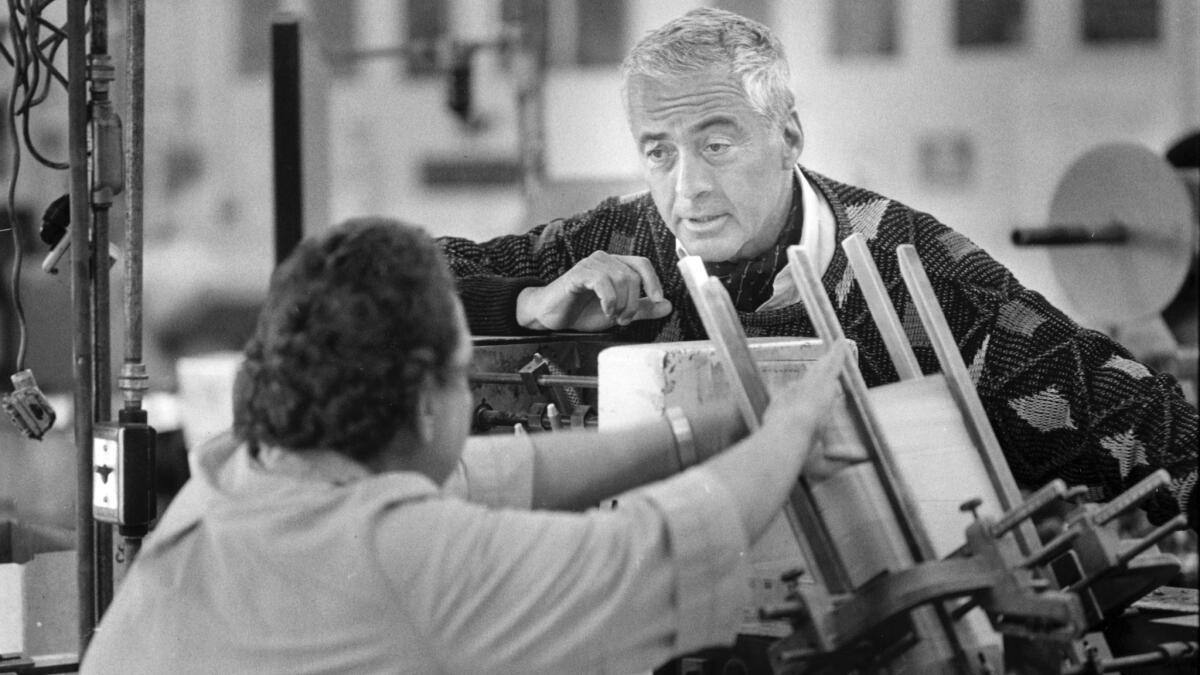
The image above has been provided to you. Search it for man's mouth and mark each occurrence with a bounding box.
[680,214,727,233]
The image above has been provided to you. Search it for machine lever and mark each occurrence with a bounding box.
[1088,470,1171,526]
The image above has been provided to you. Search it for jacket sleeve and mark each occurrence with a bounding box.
[910,213,1198,529]
[437,213,611,335]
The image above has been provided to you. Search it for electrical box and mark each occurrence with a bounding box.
[92,422,156,527]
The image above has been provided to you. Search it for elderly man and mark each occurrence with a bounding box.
[439,8,1197,529]
[80,218,845,674]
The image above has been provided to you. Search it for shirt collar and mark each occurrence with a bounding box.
[756,167,838,311]
[255,443,374,486]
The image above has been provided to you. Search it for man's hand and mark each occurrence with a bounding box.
[516,252,673,331]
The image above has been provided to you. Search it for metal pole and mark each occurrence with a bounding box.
[66,0,96,651]
[118,0,148,573]
[89,0,115,616]
[123,0,145,391]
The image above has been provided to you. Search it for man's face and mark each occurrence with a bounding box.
[627,67,802,261]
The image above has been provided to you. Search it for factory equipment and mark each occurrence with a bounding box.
[1,1,153,670]
[1010,143,1194,329]
[1012,143,1199,403]
[465,236,1197,673]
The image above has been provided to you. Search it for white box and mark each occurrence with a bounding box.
[599,337,827,636]
[0,520,77,657]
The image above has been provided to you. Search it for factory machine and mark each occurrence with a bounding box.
[465,147,1199,674]
[0,0,1194,668]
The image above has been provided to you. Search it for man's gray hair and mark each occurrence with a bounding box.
[621,7,795,128]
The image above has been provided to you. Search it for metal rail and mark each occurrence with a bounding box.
[469,372,598,388]
[66,0,95,650]
[89,0,115,622]
[117,0,148,573]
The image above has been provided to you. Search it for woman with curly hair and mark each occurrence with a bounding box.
[82,217,844,674]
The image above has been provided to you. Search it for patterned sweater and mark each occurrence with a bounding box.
[439,168,1198,528]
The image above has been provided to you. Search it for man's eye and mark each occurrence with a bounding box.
[645,147,671,163]
[705,142,731,154]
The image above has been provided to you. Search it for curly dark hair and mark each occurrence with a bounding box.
[233,217,461,461]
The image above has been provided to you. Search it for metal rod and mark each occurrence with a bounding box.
[92,207,115,615]
[116,0,148,576]
[1092,469,1170,526]
[67,0,96,651]
[90,0,108,56]
[89,0,116,620]
[122,0,145,396]
[468,372,599,388]
[1011,223,1128,247]
[1060,642,1199,674]
[1067,514,1190,593]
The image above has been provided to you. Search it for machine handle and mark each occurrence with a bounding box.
[1011,223,1128,246]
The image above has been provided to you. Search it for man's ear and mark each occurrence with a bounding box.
[782,110,804,168]
[415,373,437,446]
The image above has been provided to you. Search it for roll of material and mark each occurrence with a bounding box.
[1041,143,1195,326]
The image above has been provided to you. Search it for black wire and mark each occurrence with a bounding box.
[23,1,68,165]
[1,0,69,180]
[2,0,71,370]
[35,33,68,97]
[22,5,67,168]
[7,0,28,369]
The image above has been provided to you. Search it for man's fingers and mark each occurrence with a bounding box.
[617,275,641,325]
[631,297,674,322]
[541,253,672,330]
[615,255,666,302]
[585,275,620,318]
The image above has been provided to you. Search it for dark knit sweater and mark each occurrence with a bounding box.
[439,167,1199,528]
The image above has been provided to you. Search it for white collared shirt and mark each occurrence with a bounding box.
[756,168,838,312]
[82,433,752,675]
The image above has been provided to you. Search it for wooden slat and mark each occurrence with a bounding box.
[786,244,938,563]
[895,245,1039,557]
[677,255,766,430]
[787,244,974,662]
[842,233,923,381]
[676,254,838,590]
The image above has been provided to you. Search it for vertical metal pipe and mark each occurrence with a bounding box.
[67,0,96,651]
[90,0,108,56]
[92,214,114,614]
[123,0,145,377]
[89,0,115,616]
[117,0,148,577]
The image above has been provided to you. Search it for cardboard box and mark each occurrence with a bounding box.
[0,520,77,657]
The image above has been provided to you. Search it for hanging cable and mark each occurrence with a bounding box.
[1,0,69,441]
[2,0,71,375]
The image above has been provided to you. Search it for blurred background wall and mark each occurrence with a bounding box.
[3,0,1198,395]
[0,0,1197,536]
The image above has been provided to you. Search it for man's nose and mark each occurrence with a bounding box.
[674,150,713,201]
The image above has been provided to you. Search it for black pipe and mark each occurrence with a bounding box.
[1011,223,1128,246]
[468,372,598,388]
[66,0,96,651]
